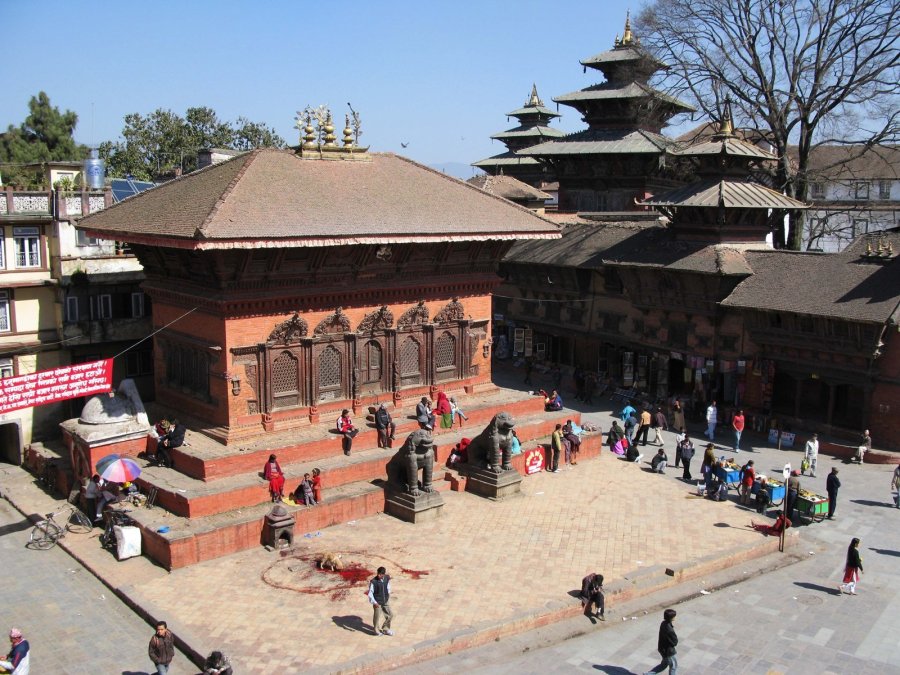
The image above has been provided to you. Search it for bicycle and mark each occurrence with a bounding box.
[28,503,93,550]
[99,509,134,550]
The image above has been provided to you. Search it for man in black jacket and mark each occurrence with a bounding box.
[644,608,678,674]
[826,467,841,519]
[156,419,185,468]
[374,403,396,448]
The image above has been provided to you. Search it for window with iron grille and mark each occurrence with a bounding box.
[125,349,153,377]
[13,227,41,268]
[853,182,869,200]
[360,340,382,384]
[879,180,891,200]
[0,291,9,332]
[810,181,826,199]
[318,346,342,400]
[0,357,12,379]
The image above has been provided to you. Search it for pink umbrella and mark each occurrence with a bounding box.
[98,456,142,483]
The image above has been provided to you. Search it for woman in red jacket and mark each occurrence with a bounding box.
[263,454,285,502]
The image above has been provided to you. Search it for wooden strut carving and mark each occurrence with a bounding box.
[433,297,465,325]
[268,313,309,344]
[397,300,430,329]
[357,305,394,333]
[314,307,352,336]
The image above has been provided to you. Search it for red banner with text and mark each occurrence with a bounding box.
[0,359,114,415]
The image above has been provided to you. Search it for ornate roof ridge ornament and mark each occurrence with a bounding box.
[621,11,633,46]
[314,306,352,336]
[433,297,466,325]
[718,97,735,138]
[357,305,394,333]
[397,300,431,329]
[268,312,309,345]
[296,104,369,159]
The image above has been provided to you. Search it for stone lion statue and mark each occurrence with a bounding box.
[386,429,436,496]
[467,412,516,473]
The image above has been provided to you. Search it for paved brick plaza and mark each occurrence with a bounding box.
[122,443,766,673]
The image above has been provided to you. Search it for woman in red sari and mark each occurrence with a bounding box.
[435,391,453,429]
[263,454,285,502]
[311,467,323,503]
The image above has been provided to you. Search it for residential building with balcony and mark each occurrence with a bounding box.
[0,161,151,464]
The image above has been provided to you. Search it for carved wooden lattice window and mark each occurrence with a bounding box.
[435,332,455,379]
[318,345,342,401]
[360,340,382,384]
[272,351,299,409]
[399,337,421,386]
[164,342,210,401]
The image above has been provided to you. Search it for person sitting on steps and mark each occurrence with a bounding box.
[156,418,185,468]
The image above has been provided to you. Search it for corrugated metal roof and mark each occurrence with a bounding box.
[580,46,666,70]
[472,152,542,168]
[519,129,671,157]
[491,126,565,140]
[554,82,694,112]
[673,136,776,160]
[642,179,808,209]
[505,104,560,118]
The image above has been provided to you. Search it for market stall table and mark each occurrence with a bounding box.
[750,478,785,507]
[714,464,742,489]
[795,492,829,523]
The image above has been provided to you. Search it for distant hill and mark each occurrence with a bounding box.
[427,162,477,180]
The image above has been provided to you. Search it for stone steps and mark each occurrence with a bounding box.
[134,408,573,518]
[126,431,604,569]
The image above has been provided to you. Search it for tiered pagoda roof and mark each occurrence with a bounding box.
[472,85,563,174]
[521,14,693,160]
[640,100,807,242]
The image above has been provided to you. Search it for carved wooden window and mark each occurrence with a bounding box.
[272,351,299,409]
[164,342,210,401]
[318,345,343,400]
[399,336,421,386]
[435,332,456,375]
[360,340,382,384]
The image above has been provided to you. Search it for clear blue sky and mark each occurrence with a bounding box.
[1,0,697,175]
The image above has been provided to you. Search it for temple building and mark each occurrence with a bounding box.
[517,14,694,212]
[472,85,563,188]
[80,112,559,444]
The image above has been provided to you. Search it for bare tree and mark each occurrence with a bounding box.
[638,0,900,249]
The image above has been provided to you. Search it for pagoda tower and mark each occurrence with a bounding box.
[641,99,807,243]
[472,84,563,188]
[520,14,694,212]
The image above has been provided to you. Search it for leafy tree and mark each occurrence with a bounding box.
[101,107,285,181]
[0,92,89,186]
[638,0,900,249]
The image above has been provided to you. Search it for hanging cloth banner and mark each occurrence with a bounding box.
[0,359,113,414]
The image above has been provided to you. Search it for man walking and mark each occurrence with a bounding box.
[368,566,394,636]
[652,407,668,446]
[739,460,755,505]
[786,470,801,520]
[643,608,678,674]
[826,467,841,519]
[705,401,717,441]
[804,433,819,477]
[732,409,744,453]
[148,620,175,674]
[636,407,652,447]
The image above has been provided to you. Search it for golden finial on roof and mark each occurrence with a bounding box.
[878,237,886,254]
[866,240,873,256]
[614,34,620,47]
[527,83,543,108]
[343,114,354,147]
[323,111,336,146]
[720,97,734,136]
[621,11,633,45]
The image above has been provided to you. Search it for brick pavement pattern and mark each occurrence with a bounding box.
[129,447,760,673]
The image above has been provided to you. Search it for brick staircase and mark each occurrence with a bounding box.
[125,387,591,569]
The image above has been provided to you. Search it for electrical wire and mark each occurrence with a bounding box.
[111,306,199,361]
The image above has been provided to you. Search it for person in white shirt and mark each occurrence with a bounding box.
[804,433,819,477]
[705,401,718,441]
